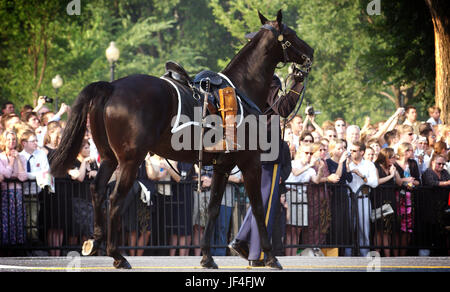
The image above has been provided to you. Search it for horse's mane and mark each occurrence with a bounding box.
[222,31,265,73]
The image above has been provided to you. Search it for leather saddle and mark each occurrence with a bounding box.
[163,61,261,152]
[164,61,261,115]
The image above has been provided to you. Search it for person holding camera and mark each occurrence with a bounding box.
[345,141,378,256]
[34,96,70,147]
[303,106,324,137]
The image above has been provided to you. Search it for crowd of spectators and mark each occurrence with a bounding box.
[281,105,450,257]
[0,97,449,258]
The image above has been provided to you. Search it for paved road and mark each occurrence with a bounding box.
[0,256,449,272]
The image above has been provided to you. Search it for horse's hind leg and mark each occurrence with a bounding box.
[107,160,140,269]
[200,168,231,269]
[82,159,117,256]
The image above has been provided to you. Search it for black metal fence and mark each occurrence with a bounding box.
[0,178,449,256]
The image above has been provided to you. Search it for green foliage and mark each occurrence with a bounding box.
[0,0,436,127]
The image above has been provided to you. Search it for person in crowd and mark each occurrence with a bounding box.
[373,148,398,257]
[41,121,62,158]
[346,141,378,256]
[326,138,352,253]
[41,122,64,256]
[283,127,297,160]
[67,139,98,246]
[284,143,323,256]
[364,146,376,162]
[146,154,174,254]
[433,140,448,157]
[19,105,33,121]
[323,126,338,142]
[334,118,347,140]
[326,139,352,185]
[422,154,450,186]
[300,131,314,144]
[302,141,337,254]
[0,130,27,248]
[383,130,399,149]
[2,113,20,132]
[346,125,361,151]
[167,160,194,257]
[1,101,15,115]
[393,125,415,153]
[272,140,291,256]
[23,112,41,134]
[303,111,324,137]
[211,165,242,256]
[394,142,421,256]
[441,124,450,149]
[289,115,304,150]
[122,154,155,256]
[426,106,443,126]
[415,136,430,173]
[19,130,50,248]
[367,138,381,160]
[193,165,213,256]
[36,103,69,147]
[403,106,420,135]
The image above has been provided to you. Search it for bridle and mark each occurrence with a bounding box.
[256,23,313,129]
[260,23,312,73]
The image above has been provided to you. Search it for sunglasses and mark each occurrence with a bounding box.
[303,152,313,155]
[436,162,445,166]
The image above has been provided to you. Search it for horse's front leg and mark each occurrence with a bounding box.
[200,168,229,269]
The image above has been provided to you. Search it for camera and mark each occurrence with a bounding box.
[42,96,53,103]
[305,106,315,116]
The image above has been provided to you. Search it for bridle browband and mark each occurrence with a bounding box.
[260,23,312,74]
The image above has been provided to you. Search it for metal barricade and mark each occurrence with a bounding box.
[1,179,449,256]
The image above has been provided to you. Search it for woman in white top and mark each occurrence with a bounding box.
[284,143,322,256]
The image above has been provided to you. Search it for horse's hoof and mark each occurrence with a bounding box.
[200,257,218,269]
[82,239,98,256]
[113,259,132,269]
[265,257,283,270]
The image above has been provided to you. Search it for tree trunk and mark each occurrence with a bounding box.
[425,0,450,123]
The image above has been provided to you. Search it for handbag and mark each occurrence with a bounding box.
[371,203,394,222]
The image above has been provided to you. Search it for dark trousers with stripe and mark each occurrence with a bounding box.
[235,163,280,261]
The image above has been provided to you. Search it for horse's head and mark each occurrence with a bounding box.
[247,10,314,73]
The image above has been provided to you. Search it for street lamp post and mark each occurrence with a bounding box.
[106,41,120,82]
[52,74,63,112]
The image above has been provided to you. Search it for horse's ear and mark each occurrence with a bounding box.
[258,10,268,24]
[276,9,282,24]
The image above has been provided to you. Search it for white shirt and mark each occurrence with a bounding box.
[19,149,50,195]
[347,159,378,194]
[286,159,317,184]
[426,117,442,126]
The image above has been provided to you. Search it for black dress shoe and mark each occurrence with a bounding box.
[249,260,265,267]
[228,239,249,260]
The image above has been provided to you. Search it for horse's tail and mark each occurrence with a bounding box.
[50,81,113,177]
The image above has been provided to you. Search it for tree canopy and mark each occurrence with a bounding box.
[0,0,436,126]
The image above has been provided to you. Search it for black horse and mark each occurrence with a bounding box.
[50,10,313,269]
